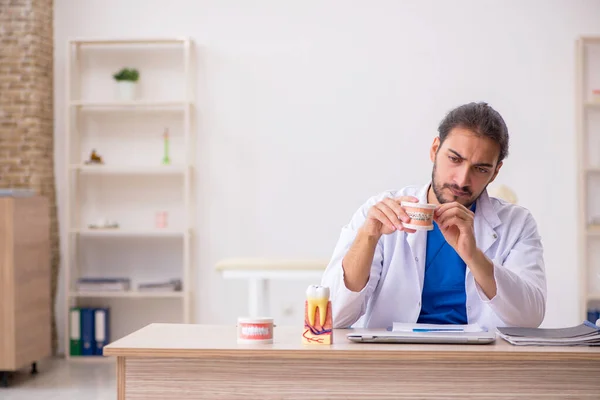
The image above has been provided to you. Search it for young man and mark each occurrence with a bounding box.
[321,102,546,329]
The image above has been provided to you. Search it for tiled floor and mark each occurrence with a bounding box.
[1,357,116,400]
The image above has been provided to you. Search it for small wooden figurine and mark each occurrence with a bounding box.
[85,149,104,164]
[302,285,333,345]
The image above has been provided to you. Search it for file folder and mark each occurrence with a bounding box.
[94,308,110,356]
[69,307,82,356]
[80,308,95,356]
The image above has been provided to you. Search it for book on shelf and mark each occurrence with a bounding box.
[76,277,131,291]
[137,279,182,292]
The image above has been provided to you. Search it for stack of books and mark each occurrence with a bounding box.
[137,279,181,292]
[497,321,600,346]
[76,277,131,292]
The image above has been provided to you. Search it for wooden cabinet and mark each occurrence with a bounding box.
[0,196,51,385]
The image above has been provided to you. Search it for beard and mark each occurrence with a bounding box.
[431,161,480,208]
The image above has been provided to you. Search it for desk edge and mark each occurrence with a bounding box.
[102,347,600,362]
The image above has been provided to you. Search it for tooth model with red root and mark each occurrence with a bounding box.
[302,285,333,345]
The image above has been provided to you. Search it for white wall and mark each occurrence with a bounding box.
[53,0,600,352]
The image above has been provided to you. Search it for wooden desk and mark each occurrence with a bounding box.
[103,323,600,399]
[215,258,327,316]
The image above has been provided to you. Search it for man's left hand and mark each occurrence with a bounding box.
[434,202,477,262]
[434,201,497,299]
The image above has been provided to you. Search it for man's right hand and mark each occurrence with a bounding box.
[342,195,420,292]
[360,196,420,238]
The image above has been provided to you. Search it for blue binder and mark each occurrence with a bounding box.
[94,308,110,356]
[80,308,95,356]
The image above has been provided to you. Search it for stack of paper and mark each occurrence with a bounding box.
[76,277,131,291]
[497,321,600,346]
[392,322,486,333]
[137,279,182,292]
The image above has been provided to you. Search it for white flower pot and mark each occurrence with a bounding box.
[116,81,137,101]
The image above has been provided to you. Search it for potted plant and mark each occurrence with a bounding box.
[113,67,139,101]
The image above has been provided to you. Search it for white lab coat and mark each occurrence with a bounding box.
[321,182,547,330]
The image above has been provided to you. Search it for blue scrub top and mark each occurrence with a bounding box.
[417,203,476,325]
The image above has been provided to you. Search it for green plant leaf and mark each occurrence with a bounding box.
[113,67,139,82]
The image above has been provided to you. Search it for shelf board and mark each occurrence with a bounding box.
[70,100,191,110]
[71,164,188,175]
[585,168,600,173]
[584,102,600,109]
[69,37,189,46]
[587,226,600,236]
[69,291,184,299]
[71,228,188,237]
[580,36,600,44]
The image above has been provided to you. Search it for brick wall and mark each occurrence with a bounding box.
[0,0,59,354]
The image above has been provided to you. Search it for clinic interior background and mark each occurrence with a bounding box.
[53,0,600,354]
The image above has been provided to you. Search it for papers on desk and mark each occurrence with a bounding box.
[497,321,600,346]
[392,322,486,333]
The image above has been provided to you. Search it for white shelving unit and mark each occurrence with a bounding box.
[576,36,600,322]
[63,37,195,360]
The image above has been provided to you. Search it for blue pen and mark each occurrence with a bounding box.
[413,328,464,332]
[583,320,600,329]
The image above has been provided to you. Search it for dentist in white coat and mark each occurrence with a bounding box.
[321,102,546,330]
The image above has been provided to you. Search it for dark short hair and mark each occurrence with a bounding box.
[437,102,509,163]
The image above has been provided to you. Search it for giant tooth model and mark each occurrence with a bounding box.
[302,285,333,345]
